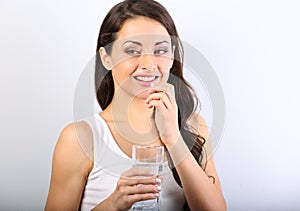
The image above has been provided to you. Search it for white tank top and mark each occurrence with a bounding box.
[80,114,186,211]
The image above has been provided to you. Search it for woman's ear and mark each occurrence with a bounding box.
[99,47,112,70]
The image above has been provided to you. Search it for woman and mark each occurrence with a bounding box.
[45,0,226,210]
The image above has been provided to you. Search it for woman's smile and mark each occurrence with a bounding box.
[133,74,160,87]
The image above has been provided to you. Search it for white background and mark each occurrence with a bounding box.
[1,0,300,210]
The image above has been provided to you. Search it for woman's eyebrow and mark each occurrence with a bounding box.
[155,41,169,45]
[122,40,169,46]
[122,40,142,46]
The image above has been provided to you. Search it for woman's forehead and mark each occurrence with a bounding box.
[116,17,170,41]
[113,34,172,47]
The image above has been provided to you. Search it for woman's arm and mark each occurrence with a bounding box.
[45,122,93,211]
[165,115,226,211]
[146,85,226,210]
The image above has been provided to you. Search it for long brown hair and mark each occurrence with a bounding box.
[95,0,206,207]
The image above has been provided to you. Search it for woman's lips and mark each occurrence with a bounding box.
[133,75,159,87]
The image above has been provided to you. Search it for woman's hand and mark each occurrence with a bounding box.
[104,168,161,211]
[145,83,180,147]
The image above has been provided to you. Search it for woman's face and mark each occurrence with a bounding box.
[102,17,174,99]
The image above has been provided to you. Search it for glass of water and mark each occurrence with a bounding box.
[131,145,164,211]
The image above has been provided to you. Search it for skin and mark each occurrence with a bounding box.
[45,17,226,211]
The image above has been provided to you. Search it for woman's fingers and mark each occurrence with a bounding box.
[122,183,161,195]
[145,92,172,109]
[119,175,161,186]
[148,82,175,99]
[119,168,162,187]
[144,83,180,143]
[129,192,159,202]
[123,193,159,206]
[111,167,163,210]
[146,99,168,111]
[145,83,176,111]
[115,169,162,207]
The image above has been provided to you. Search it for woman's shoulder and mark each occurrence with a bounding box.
[53,121,94,174]
[61,120,93,155]
[61,121,91,137]
[189,113,209,141]
[189,113,214,165]
[46,122,94,210]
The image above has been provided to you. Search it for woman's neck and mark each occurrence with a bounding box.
[101,89,161,146]
[102,89,154,123]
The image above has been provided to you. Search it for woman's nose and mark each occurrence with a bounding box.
[139,53,157,70]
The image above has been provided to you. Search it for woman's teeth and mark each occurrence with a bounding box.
[135,76,157,82]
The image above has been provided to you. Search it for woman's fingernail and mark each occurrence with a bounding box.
[155,178,161,184]
[156,185,161,191]
[154,193,159,197]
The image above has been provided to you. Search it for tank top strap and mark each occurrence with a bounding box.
[81,114,132,176]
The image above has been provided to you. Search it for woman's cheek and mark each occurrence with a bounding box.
[112,63,135,84]
[161,71,170,83]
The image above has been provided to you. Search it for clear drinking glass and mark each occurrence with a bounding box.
[131,145,164,211]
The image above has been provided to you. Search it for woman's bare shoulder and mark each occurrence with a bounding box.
[189,113,209,141]
[54,121,94,174]
[45,121,93,210]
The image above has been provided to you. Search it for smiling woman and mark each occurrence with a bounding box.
[100,31,174,97]
[45,0,226,210]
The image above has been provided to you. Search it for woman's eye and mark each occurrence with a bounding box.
[125,49,141,56]
[154,49,168,55]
